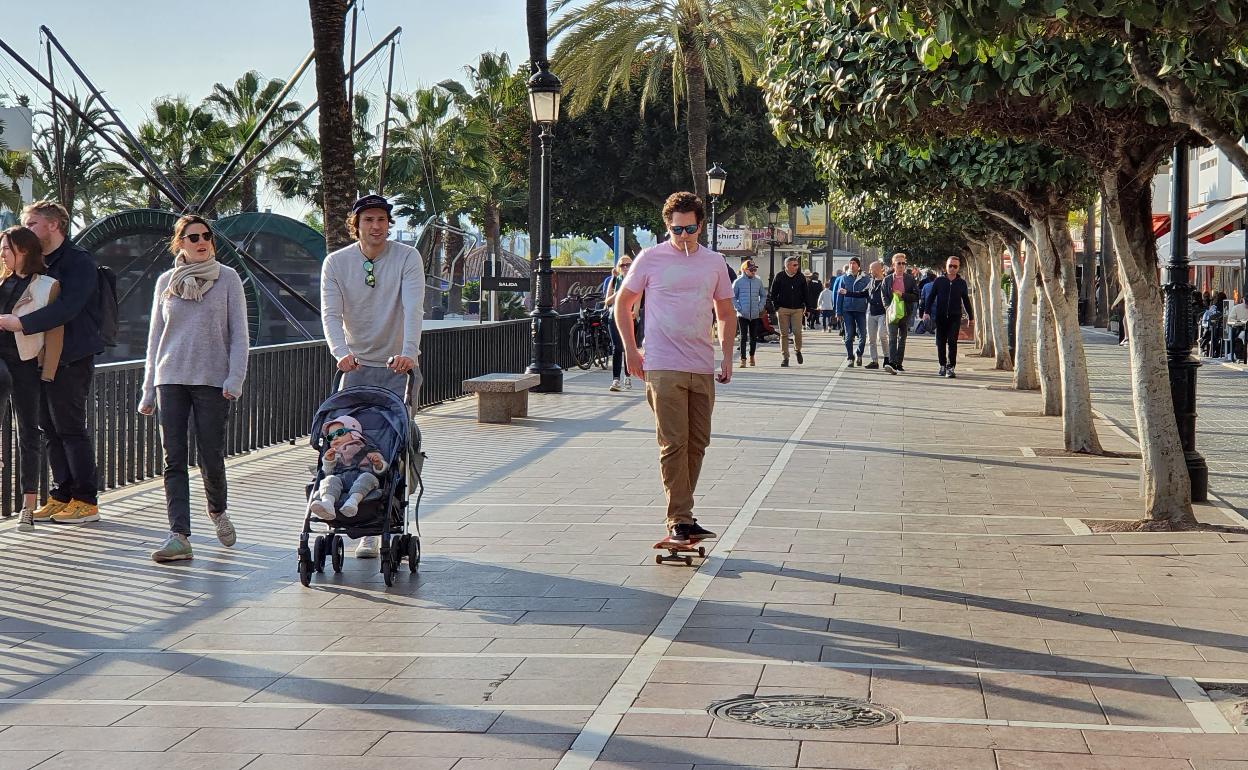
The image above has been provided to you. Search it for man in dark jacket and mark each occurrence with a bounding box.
[769,256,808,366]
[882,253,921,374]
[805,271,822,330]
[0,201,104,523]
[922,255,975,378]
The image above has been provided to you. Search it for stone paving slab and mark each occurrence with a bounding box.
[0,332,1245,769]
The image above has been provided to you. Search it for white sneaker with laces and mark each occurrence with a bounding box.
[609,379,621,392]
[18,507,34,532]
[355,536,380,559]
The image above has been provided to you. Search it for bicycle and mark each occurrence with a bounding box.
[563,293,612,370]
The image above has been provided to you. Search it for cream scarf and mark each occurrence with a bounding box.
[166,253,221,302]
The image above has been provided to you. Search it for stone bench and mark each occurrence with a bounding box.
[462,373,541,424]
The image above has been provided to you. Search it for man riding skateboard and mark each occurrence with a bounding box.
[613,191,735,548]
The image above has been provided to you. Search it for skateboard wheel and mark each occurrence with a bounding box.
[655,554,664,565]
[683,556,693,566]
[697,547,706,558]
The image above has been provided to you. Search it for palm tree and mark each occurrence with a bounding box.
[550,0,768,206]
[136,97,228,211]
[551,236,590,266]
[206,71,305,212]
[269,93,377,209]
[308,0,356,251]
[32,92,120,224]
[0,148,31,216]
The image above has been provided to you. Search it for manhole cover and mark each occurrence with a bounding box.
[708,695,901,730]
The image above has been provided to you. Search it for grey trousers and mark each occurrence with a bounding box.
[315,472,379,515]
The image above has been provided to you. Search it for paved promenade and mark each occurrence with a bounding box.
[1,330,1246,770]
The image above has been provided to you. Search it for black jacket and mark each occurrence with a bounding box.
[19,239,104,364]
[769,270,809,310]
[805,278,822,310]
[923,274,975,324]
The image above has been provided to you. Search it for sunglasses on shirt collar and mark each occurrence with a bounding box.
[363,259,376,288]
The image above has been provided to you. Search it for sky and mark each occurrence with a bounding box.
[0,0,533,222]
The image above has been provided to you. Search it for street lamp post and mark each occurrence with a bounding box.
[1164,142,1208,501]
[525,62,563,393]
[766,203,780,281]
[707,162,726,251]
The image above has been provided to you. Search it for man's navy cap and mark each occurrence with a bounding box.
[352,194,393,215]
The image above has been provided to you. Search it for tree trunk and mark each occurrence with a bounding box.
[1037,288,1062,416]
[968,251,994,358]
[486,202,502,322]
[684,53,709,215]
[1012,238,1040,390]
[242,171,259,213]
[1101,170,1195,525]
[989,239,1013,371]
[1036,212,1103,454]
[308,0,356,253]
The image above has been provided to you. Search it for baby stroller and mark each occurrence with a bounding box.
[296,370,425,587]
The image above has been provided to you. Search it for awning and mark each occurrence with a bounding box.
[1156,234,1204,257]
[1187,196,1247,240]
[1189,231,1246,266]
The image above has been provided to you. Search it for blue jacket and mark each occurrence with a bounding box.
[732,274,766,319]
[834,273,870,315]
[19,239,104,364]
[922,275,975,324]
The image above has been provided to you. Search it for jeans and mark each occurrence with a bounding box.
[935,318,962,368]
[777,307,804,359]
[158,384,231,536]
[842,311,866,359]
[645,370,715,527]
[820,310,834,330]
[888,316,911,367]
[737,316,762,359]
[40,355,97,505]
[0,353,44,493]
[609,314,639,379]
[866,313,888,363]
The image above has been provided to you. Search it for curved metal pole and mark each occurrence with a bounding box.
[376,39,397,195]
[45,35,64,204]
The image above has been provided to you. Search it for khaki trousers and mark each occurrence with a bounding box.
[777,307,805,359]
[645,370,715,528]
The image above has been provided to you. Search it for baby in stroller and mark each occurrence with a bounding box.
[309,414,387,520]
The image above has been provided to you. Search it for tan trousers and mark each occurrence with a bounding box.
[777,307,805,359]
[645,370,715,528]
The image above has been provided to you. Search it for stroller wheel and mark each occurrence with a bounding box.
[381,555,397,587]
[313,536,327,573]
[331,535,345,573]
[408,536,421,572]
[298,556,313,587]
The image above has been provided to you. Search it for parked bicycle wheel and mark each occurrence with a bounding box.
[570,323,594,370]
[594,328,612,369]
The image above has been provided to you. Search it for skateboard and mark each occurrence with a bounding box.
[653,537,707,566]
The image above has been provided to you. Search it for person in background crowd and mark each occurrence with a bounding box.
[817,279,836,332]
[1227,293,1247,362]
[0,201,103,525]
[915,269,938,334]
[834,257,869,367]
[732,260,766,367]
[805,271,822,330]
[1201,291,1228,357]
[139,215,249,563]
[882,252,920,374]
[321,194,425,559]
[769,256,808,367]
[0,226,63,532]
[603,255,637,391]
[922,255,975,378]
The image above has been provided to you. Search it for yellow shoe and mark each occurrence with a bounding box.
[51,500,100,523]
[32,499,68,521]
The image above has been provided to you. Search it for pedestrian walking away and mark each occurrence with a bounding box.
[805,271,822,330]
[614,191,734,547]
[0,226,64,532]
[881,252,920,374]
[603,256,638,391]
[834,256,869,367]
[139,215,249,563]
[769,256,808,367]
[0,201,104,524]
[732,260,766,367]
[922,255,975,378]
[817,279,837,332]
[321,194,426,558]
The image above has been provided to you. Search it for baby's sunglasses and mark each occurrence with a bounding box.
[325,426,353,440]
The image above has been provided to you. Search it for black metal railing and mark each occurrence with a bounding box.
[2,316,579,516]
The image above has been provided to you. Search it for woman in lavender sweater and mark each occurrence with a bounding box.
[138,215,249,563]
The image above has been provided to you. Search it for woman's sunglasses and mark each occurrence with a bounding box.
[619,262,632,269]
[325,426,353,440]
[670,224,699,235]
[183,232,213,244]
[363,259,376,288]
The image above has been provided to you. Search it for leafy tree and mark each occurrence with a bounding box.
[206,71,305,212]
[136,97,229,211]
[550,0,769,209]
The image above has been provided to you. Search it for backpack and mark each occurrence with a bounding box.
[97,265,119,347]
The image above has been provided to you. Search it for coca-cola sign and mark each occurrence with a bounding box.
[553,267,613,311]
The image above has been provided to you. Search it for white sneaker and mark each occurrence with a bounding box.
[609,379,621,392]
[623,377,632,391]
[309,498,337,520]
[339,494,364,518]
[355,536,380,559]
[18,507,34,532]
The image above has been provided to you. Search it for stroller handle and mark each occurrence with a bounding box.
[332,361,418,403]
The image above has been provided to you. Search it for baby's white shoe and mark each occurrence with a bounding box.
[309,497,337,520]
[339,494,364,518]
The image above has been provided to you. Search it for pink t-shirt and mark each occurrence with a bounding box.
[620,241,733,374]
[891,272,905,295]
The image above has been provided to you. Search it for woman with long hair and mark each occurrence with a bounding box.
[0,226,63,531]
[138,215,249,563]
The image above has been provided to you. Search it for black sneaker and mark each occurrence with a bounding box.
[856,356,862,366]
[939,366,947,377]
[796,351,804,365]
[687,520,717,540]
[864,361,879,370]
[781,358,789,367]
[946,368,957,379]
[895,364,905,372]
[668,523,693,545]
